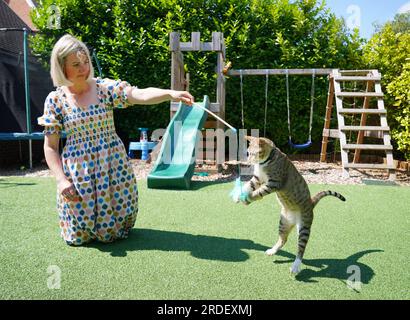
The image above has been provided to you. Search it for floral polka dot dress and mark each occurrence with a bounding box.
[38,78,138,245]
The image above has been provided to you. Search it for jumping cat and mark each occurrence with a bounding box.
[237,136,346,274]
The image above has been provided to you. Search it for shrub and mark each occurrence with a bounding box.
[387,62,410,160]
[364,13,410,160]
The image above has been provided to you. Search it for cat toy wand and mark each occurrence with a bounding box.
[192,102,236,132]
[192,102,249,203]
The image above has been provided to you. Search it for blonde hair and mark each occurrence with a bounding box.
[50,34,95,87]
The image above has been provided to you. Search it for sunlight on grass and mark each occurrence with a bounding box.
[0,177,409,299]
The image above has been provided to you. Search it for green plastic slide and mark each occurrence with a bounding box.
[147,96,209,189]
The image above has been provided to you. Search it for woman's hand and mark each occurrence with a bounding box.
[170,90,194,106]
[57,178,80,202]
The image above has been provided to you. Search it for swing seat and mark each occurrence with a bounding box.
[285,70,315,151]
[288,138,312,150]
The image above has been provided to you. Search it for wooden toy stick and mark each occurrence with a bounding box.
[193,102,236,132]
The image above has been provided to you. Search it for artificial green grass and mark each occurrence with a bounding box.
[0,176,409,299]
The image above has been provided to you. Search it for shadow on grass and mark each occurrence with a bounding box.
[273,249,383,285]
[0,179,37,188]
[144,180,233,192]
[190,179,234,190]
[362,179,398,186]
[88,228,270,261]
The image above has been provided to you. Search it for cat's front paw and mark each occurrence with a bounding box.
[239,193,251,205]
[241,199,250,206]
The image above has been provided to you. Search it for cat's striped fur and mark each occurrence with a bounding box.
[242,136,346,274]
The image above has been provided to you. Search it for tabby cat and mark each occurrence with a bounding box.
[239,136,346,274]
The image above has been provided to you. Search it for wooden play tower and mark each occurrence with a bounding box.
[169,31,226,166]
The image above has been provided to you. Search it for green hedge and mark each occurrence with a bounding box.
[387,62,410,160]
[364,13,410,161]
[31,0,364,152]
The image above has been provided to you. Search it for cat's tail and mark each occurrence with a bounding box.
[311,190,346,207]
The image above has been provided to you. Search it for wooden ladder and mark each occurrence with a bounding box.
[321,69,396,180]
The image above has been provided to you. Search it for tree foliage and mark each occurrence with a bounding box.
[31,0,364,152]
[364,12,410,160]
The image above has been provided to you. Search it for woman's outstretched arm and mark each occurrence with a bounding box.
[126,87,194,106]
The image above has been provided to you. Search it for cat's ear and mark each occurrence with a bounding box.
[259,137,275,148]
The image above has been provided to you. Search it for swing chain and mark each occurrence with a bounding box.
[308,70,315,139]
[286,70,291,141]
[240,70,245,129]
[264,70,269,137]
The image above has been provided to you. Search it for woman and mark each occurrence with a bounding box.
[38,34,193,246]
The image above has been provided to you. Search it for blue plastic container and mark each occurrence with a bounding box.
[128,128,157,160]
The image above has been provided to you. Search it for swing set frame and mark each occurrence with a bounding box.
[227,68,333,149]
[169,32,395,179]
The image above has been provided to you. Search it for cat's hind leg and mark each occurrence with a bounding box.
[266,214,294,256]
[290,213,313,274]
